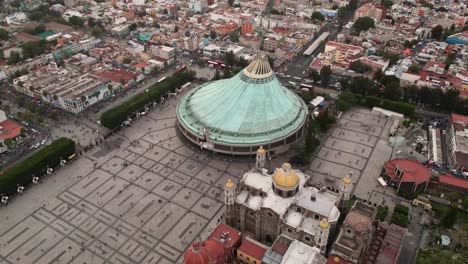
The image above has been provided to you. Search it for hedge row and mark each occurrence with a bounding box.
[101,70,196,129]
[0,137,75,195]
[360,95,416,116]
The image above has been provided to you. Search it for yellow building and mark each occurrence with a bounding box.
[237,237,268,264]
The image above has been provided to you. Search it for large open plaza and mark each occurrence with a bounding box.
[0,92,250,264]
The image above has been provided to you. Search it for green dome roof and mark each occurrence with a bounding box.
[177,56,308,145]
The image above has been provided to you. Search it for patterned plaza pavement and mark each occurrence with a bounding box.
[0,94,250,264]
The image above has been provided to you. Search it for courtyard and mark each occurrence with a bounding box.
[0,91,248,264]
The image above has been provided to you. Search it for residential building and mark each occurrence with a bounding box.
[0,110,24,153]
[354,3,386,22]
[189,0,208,13]
[242,20,254,35]
[362,222,406,264]
[151,45,175,61]
[263,38,277,52]
[183,37,200,51]
[330,201,377,263]
[4,12,27,25]
[64,0,74,8]
[359,55,390,72]
[281,239,326,264]
[237,237,268,264]
[446,113,468,170]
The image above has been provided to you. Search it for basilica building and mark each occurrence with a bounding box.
[224,147,353,253]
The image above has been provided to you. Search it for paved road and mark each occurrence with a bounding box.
[397,206,425,264]
[284,12,355,78]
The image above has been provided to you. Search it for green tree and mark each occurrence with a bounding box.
[270,8,282,15]
[123,57,132,64]
[0,28,10,40]
[229,31,239,42]
[431,25,444,41]
[353,17,375,32]
[4,138,13,148]
[174,25,179,33]
[228,0,234,6]
[336,91,358,112]
[320,66,332,87]
[119,79,126,86]
[129,23,137,31]
[68,16,85,28]
[224,51,236,66]
[408,64,420,73]
[309,69,320,83]
[311,11,325,22]
[8,51,22,65]
[350,61,372,73]
[383,0,393,7]
[349,0,358,10]
[373,69,383,83]
[441,206,457,228]
[337,6,348,22]
[91,27,104,38]
[210,30,217,40]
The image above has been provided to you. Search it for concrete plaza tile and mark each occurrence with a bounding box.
[88,221,108,238]
[98,227,129,250]
[207,159,230,172]
[128,244,151,263]
[317,148,367,171]
[177,159,204,176]
[105,184,148,217]
[143,146,170,162]
[57,191,81,205]
[162,211,209,252]
[195,181,211,194]
[159,152,186,169]
[169,170,192,185]
[142,128,175,145]
[88,240,113,259]
[68,211,89,227]
[149,163,164,174]
[117,164,146,182]
[60,206,81,221]
[191,196,222,220]
[174,145,197,158]
[7,227,63,264]
[133,156,148,166]
[186,177,202,190]
[34,238,81,264]
[68,250,105,264]
[331,128,378,147]
[133,229,159,248]
[119,239,140,259]
[100,157,127,175]
[141,159,156,170]
[154,242,181,262]
[108,253,134,264]
[309,158,361,181]
[133,171,164,191]
[74,200,99,216]
[50,218,73,234]
[113,148,132,159]
[79,216,99,233]
[33,208,56,224]
[159,136,185,151]
[142,202,187,239]
[195,166,223,185]
[157,166,174,177]
[69,229,94,246]
[152,179,182,200]
[206,186,223,201]
[172,188,202,209]
[114,220,138,237]
[140,250,161,264]
[0,217,46,257]
[124,152,140,162]
[68,169,114,198]
[127,140,152,155]
[122,193,166,225]
[323,137,372,158]
[85,178,129,207]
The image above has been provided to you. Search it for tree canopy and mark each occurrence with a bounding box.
[353,16,375,31]
[311,11,325,22]
[0,28,10,40]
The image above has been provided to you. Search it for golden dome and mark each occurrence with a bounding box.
[257,146,266,155]
[225,179,234,189]
[319,218,329,229]
[272,163,299,189]
[342,174,352,184]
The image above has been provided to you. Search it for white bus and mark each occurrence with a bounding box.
[288,81,297,87]
[181,82,192,90]
[157,76,167,83]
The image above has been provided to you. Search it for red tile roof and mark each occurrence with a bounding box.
[439,174,468,189]
[238,238,267,260]
[0,120,24,140]
[376,224,406,264]
[384,159,431,185]
[326,255,352,264]
[94,67,137,84]
[207,223,241,249]
[15,32,41,42]
[451,113,468,126]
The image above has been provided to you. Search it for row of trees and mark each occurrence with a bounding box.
[100,70,196,129]
[337,73,468,115]
[0,138,75,195]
